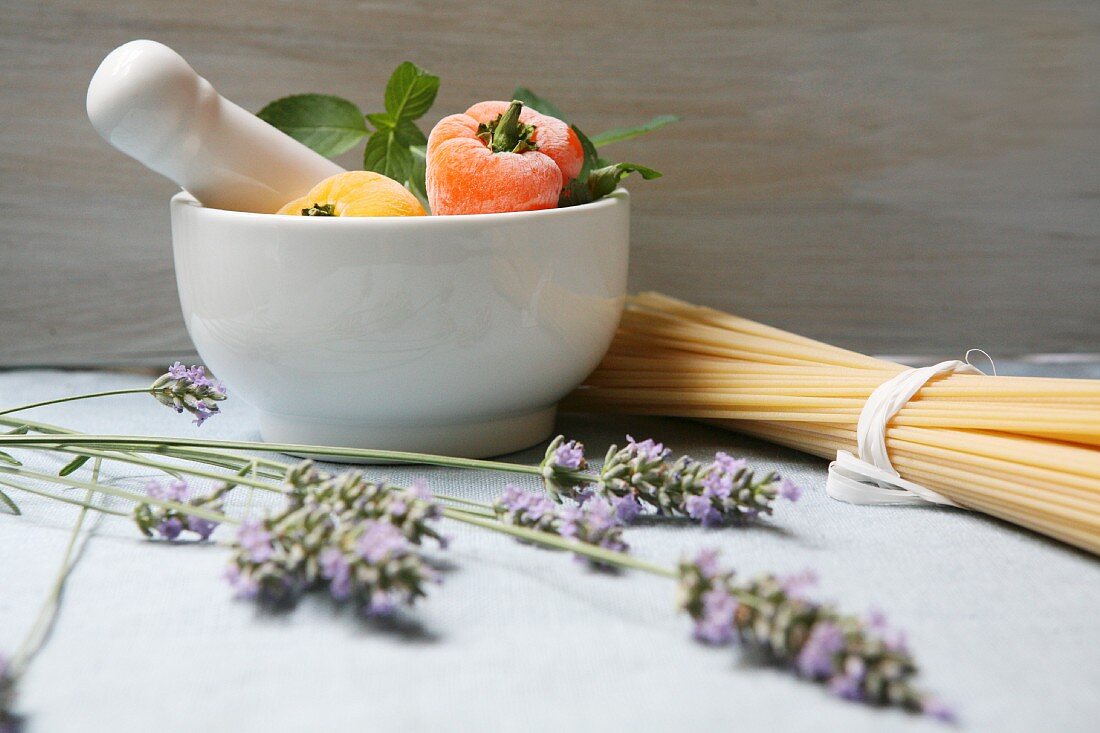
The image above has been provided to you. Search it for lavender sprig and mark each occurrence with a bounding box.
[547,435,800,527]
[132,478,227,540]
[224,461,445,613]
[538,435,591,500]
[150,362,227,426]
[677,549,953,721]
[493,485,628,564]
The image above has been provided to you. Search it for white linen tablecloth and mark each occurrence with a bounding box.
[1,367,1098,732]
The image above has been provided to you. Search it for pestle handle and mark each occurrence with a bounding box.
[87,40,344,214]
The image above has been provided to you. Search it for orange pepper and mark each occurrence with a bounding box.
[426,100,583,215]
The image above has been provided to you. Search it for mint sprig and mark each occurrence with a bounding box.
[256,94,369,157]
[365,62,439,185]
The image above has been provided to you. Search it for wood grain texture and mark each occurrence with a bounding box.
[1,0,1097,366]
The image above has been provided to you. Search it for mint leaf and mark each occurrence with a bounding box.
[590,115,679,147]
[559,162,661,207]
[364,131,413,182]
[384,62,440,121]
[572,124,600,179]
[364,63,438,187]
[257,94,369,157]
[408,145,430,212]
[511,87,568,121]
[392,119,428,147]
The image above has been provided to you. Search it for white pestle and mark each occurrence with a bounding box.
[87,39,344,214]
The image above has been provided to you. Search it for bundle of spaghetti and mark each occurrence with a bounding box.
[567,292,1100,554]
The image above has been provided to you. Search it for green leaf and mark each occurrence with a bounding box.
[511,87,567,122]
[408,145,430,213]
[392,119,428,147]
[363,62,438,192]
[0,450,21,466]
[571,124,600,181]
[218,462,257,493]
[363,130,413,182]
[59,455,90,477]
[257,94,369,157]
[384,62,440,122]
[559,162,661,208]
[589,114,679,147]
[0,486,19,515]
[5,425,29,435]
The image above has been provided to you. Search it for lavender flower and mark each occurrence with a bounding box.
[594,437,800,527]
[224,462,445,614]
[132,479,226,541]
[236,519,274,562]
[676,549,949,719]
[150,362,227,426]
[538,435,590,499]
[493,485,629,564]
[778,478,802,502]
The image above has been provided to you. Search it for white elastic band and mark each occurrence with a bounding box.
[826,359,985,508]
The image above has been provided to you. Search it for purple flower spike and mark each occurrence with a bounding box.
[167,479,190,501]
[237,519,274,563]
[223,564,259,599]
[693,548,722,580]
[192,403,215,426]
[685,494,719,526]
[365,590,397,617]
[713,452,747,474]
[186,515,218,540]
[356,521,407,564]
[780,569,819,598]
[694,587,738,645]
[828,672,866,701]
[320,548,353,600]
[151,362,227,426]
[626,435,669,462]
[778,478,802,502]
[796,621,845,678]
[156,517,183,540]
[678,556,943,718]
[552,440,585,470]
[610,494,642,524]
[539,436,591,499]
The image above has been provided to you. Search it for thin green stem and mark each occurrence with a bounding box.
[10,459,101,677]
[0,477,128,517]
[0,434,556,478]
[40,443,494,514]
[0,465,233,525]
[0,388,154,417]
[0,414,287,478]
[440,507,677,578]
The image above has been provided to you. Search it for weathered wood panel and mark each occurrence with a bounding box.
[1,0,1097,366]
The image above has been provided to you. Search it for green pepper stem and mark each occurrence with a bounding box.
[482,100,537,154]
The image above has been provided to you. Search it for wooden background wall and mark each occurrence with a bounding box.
[1,0,1097,367]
